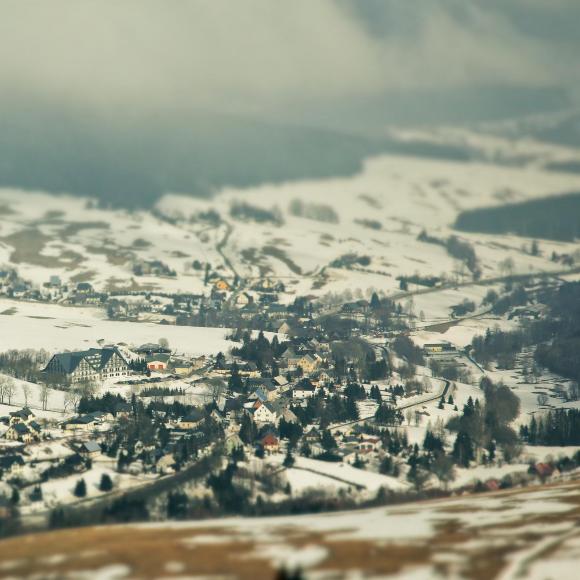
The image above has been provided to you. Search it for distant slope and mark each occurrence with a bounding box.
[454,191,580,241]
[0,104,476,209]
[3,480,580,578]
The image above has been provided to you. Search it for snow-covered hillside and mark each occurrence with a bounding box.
[2,479,580,578]
[1,147,579,313]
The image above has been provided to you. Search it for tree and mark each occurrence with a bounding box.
[321,430,336,452]
[431,454,455,490]
[283,448,295,468]
[99,473,114,492]
[21,383,31,406]
[65,388,82,413]
[0,377,9,403]
[167,491,188,519]
[5,378,15,405]
[40,383,50,411]
[537,393,549,407]
[452,432,474,468]
[74,478,87,498]
[159,338,170,350]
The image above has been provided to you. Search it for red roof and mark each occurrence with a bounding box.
[261,434,279,446]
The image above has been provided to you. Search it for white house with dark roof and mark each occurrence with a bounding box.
[43,347,129,384]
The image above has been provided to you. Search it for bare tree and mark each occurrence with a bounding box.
[64,388,82,413]
[21,383,32,407]
[207,378,226,403]
[405,409,413,426]
[569,382,579,402]
[40,383,50,411]
[499,257,515,277]
[537,393,549,407]
[6,378,15,405]
[0,377,8,404]
[414,410,421,427]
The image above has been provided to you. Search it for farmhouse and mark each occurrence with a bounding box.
[44,347,129,384]
[146,353,171,372]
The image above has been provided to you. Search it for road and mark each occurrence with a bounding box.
[330,379,451,433]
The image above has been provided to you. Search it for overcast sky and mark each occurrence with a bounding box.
[0,0,578,127]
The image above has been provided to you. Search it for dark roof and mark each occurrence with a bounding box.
[45,347,128,375]
[146,354,171,364]
[11,423,30,435]
[81,441,101,453]
[182,409,205,423]
[9,407,33,419]
[68,415,97,425]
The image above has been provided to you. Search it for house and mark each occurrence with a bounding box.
[44,347,130,384]
[146,353,171,372]
[239,362,260,378]
[177,409,205,430]
[260,433,280,454]
[252,401,280,425]
[296,354,320,373]
[115,402,132,418]
[273,375,289,389]
[293,379,316,399]
[63,415,99,432]
[423,343,457,356]
[234,292,253,308]
[135,343,172,356]
[169,359,193,376]
[9,408,34,426]
[5,422,39,444]
[357,437,381,452]
[214,279,231,292]
[311,370,332,387]
[75,282,94,294]
[278,322,292,335]
[78,441,101,459]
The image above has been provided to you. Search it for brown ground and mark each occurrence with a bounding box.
[2,480,580,579]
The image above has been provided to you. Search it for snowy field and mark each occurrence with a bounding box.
[1,148,579,313]
[0,298,235,357]
[270,455,407,494]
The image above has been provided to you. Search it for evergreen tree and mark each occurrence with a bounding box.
[452,432,474,467]
[74,478,87,498]
[99,473,114,492]
[321,430,336,452]
[283,448,295,468]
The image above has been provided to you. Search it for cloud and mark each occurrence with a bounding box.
[0,0,575,119]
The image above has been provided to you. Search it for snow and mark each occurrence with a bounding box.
[278,456,408,493]
[0,298,236,357]
[284,467,348,493]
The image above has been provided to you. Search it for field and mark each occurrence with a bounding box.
[0,298,235,357]
[2,479,580,578]
[1,148,580,323]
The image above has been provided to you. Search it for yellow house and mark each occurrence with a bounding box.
[297,354,320,374]
[214,279,231,291]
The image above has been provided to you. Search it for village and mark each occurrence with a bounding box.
[1,259,579,532]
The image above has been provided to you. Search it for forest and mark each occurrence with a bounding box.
[454,191,580,241]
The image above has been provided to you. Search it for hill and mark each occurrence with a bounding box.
[2,479,580,578]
